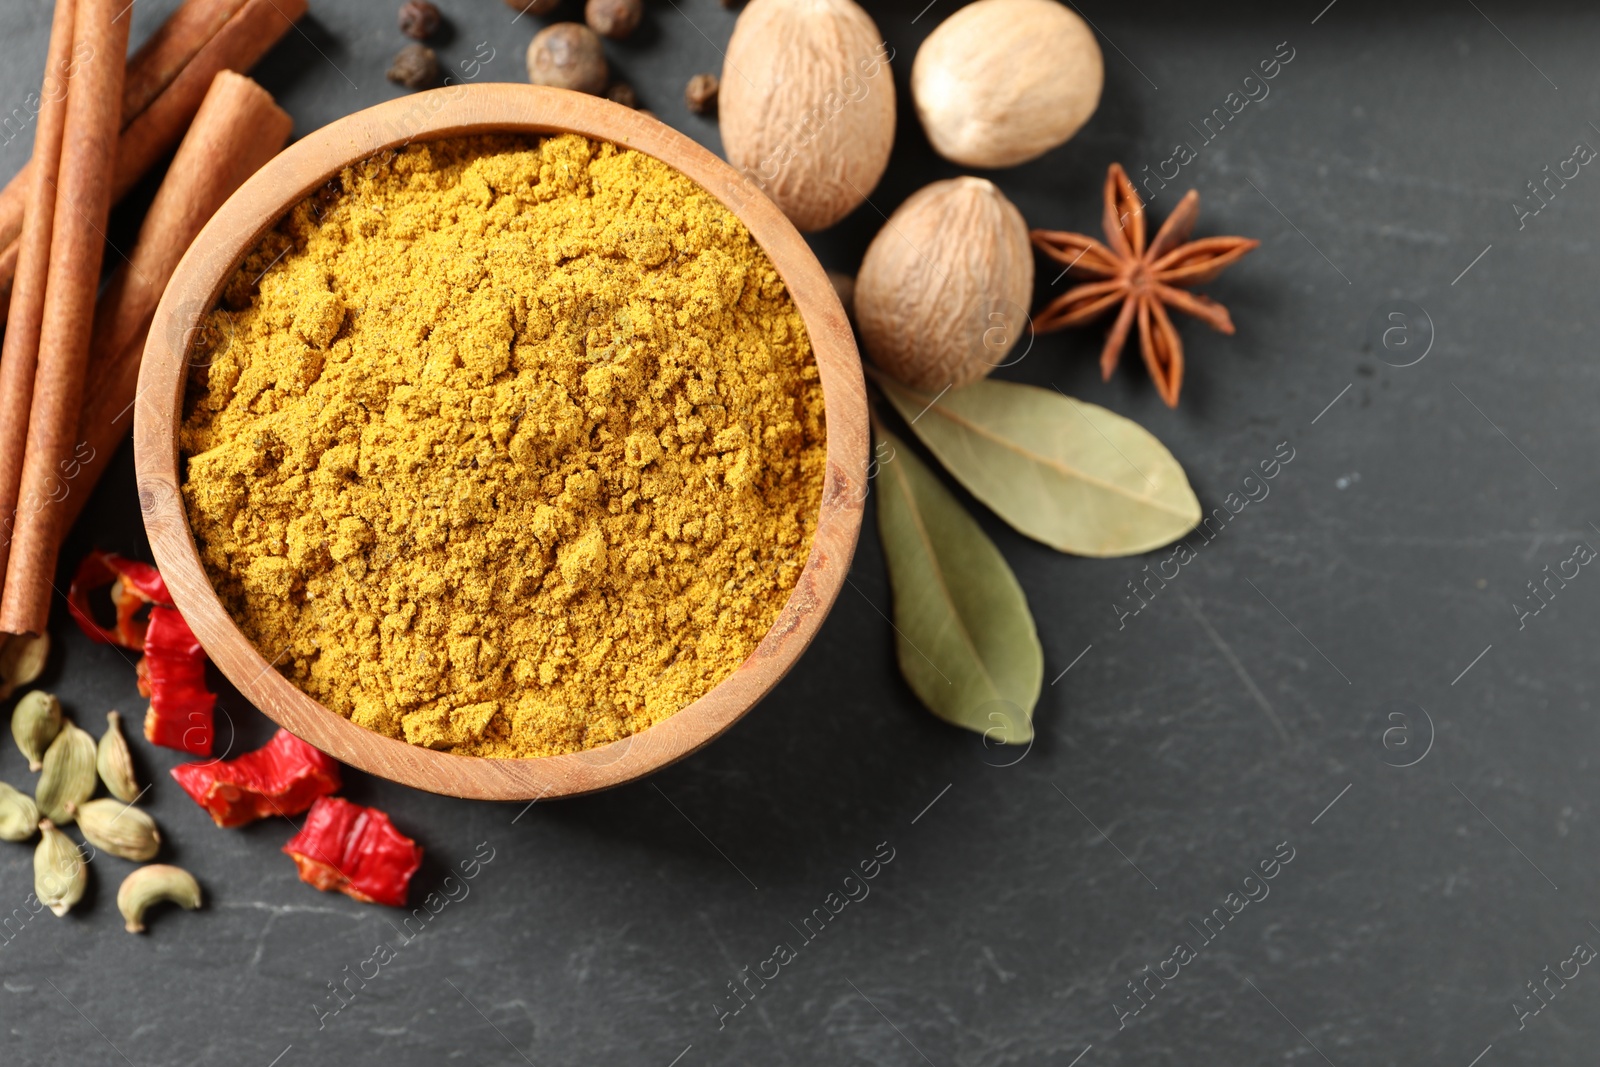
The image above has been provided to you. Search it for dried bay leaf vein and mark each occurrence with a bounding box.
[898,380,1188,512]
[1051,382,1159,490]
[877,375,1201,557]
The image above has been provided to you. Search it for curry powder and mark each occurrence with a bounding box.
[179,134,826,757]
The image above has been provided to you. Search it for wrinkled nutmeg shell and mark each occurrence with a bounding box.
[719,0,895,232]
[855,177,1034,392]
[527,23,608,96]
[911,0,1103,169]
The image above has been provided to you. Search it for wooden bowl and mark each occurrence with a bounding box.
[134,85,867,800]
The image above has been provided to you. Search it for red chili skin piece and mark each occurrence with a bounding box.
[171,729,342,828]
[140,605,215,756]
[67,549,220,756]
[282,796,422,907]
[66,550,171,649]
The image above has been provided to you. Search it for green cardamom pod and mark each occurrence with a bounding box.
[96,710,140,803]
[35,720,95,824]
[0,782,39,842]
[11,689,62,772]
[0,632,49,701]
[35,818,86,917]
[118,864,202,933]
[71,798,160,862]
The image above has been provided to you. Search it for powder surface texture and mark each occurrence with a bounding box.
[180,134,826,757]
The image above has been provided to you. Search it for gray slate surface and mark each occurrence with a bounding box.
[1,0,1598,1064]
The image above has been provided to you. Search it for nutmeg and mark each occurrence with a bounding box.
[912,0,1102,169]
[854,178,1033,392]
[719,0,895,232]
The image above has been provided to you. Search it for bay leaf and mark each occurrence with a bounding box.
[874,428,1041,743]
[877,375,1202,558]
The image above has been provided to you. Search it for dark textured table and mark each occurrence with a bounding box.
[2,1,1597,1064]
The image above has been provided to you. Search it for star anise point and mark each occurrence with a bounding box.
[1030,164,1258,407]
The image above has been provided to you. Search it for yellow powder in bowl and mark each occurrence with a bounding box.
[179,134,826,758]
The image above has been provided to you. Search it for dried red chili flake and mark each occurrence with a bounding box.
[171,728,341,828]
[137,606,216,756]
[68,550,217,756]
[283,796,422,907]
[67,550,169,649]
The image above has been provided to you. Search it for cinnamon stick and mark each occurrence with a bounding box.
[122,0,254,124]
[58,72,292,535]
[0,0,78,594]
[0,0,131,635]
[110,0,308,206]
[0,0,305,324]
[0,0,251,274]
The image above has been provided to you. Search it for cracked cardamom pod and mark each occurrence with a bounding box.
[11,689,62,772]
[35,819,86,917]
[0,632,48,701]
[71,798,160,861]
[36,720,96,824]
[96,711,140,803]
[0,782,39,841]
[118,864,202,933]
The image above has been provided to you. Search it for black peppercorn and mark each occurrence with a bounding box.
[397,0,441,39]
[387,44,441,90]
[685,73,719,116]
[605,82,638,109]
[526,23,608,95]
[585,0,641,39]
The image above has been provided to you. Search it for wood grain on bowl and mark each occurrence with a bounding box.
[134,84,867,800]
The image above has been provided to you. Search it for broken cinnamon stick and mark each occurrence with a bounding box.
[58,72,292,535]
[0,0,131,635]
[0,0,78,594]
[0,0,305,324]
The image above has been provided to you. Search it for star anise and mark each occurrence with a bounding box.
[1030,163,1259,407]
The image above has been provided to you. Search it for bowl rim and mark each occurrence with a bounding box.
[133,83,867,800]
